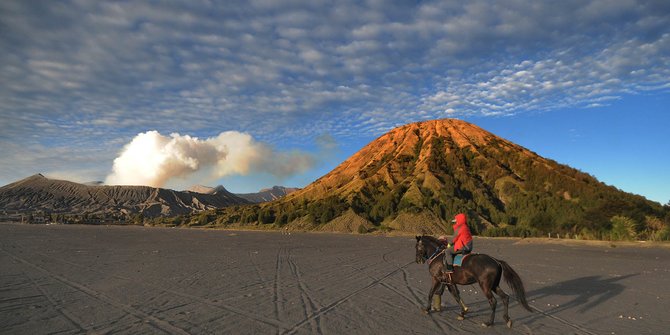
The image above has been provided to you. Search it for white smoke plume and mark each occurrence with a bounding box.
[105,130,316,188]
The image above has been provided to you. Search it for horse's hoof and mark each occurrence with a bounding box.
[507,320,513,328]
[463,307,469,314]
[422,308,430,315]
[481,322,492,327]
[457,315,465,321]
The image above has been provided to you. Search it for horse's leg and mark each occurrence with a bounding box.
[447,284,469,320]
[480,285,497,327]
[494,286,512,328]
[433,283,445,311]
[455,286,469,316]
[424,278,440,314]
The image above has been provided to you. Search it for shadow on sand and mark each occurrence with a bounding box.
[518,273,639,323]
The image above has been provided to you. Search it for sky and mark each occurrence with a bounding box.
[1,0,669,204]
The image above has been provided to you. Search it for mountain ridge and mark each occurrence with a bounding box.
[236,186,300,203]
[0,174,250,218]
[3,118,667,239]
[198,118,668,238]
[186,184,299,203]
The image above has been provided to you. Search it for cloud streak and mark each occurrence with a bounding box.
[1,0,669,187]
[422,33,670,116]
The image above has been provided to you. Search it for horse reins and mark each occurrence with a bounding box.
[424,245,445,266]
[421,239,454,284]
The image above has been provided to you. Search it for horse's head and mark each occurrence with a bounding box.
[415,235,427,264]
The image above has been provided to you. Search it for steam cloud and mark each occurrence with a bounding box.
[105,130,315,188]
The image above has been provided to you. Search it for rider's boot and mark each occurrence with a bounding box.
[443,257,454,271]
[432,294,442,311]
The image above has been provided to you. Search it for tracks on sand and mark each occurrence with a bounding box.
[282,259,416,335]
[526,304,599,335]
[21,269,88,333]
[286,249,323,334]
[1,246,291,332]
[1,248,192,335]
[271,239,324,334]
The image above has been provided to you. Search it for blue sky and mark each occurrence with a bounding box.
[1,1,669,204]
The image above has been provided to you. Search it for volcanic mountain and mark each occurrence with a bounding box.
[186,184,230,195]
[216,118,665,235]
[235,186,300,203]
[0,174,250,218]
[187,184,298,203]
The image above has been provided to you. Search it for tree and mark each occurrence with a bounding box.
[610,216,637,241]
[276,213,289,226]
[259,208,276,224]
[196,212,211,226]
[529,212,556,234]
[357,224,368,234]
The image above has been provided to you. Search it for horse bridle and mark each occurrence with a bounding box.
[420,238,445,265]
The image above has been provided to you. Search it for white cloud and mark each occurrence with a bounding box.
[1,0,669,184]
[105,131,316,188]
[419,33,670,117]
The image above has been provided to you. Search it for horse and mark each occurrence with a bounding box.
[415,235,533,328]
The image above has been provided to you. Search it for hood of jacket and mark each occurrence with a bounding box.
[452,213,467,229]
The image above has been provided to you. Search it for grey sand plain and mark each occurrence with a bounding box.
[1,223,668,334]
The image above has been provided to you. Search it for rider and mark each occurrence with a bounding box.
[439,213,473,271]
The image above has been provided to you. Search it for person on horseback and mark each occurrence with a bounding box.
[439,213,473,271]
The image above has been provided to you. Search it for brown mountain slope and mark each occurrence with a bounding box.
[204,118,667,237]
[286,118,544,200]
[0,174,250,218]
[187,184,299,203]
[236,186,300,203]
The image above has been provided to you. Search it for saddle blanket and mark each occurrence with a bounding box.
[453,254,472,267]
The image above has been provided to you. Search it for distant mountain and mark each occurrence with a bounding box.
[201,118,667,237]
[236,186,300,203]
[186,184,229,195]
[0,174,250,218]
[186,184,298,203]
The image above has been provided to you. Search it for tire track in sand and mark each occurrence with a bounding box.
[286,248,323,334]
[272,246,288,334]
[7,247,292,331]
[282,260,415,335]
[21,269,88,333]
[380,248,457,333]
[1,248,190,335]
[526,303,599,335]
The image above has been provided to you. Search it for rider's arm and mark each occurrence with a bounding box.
[450,226,461,246]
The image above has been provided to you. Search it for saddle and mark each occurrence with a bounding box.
[441,253,473,283]
[453,253,473,267]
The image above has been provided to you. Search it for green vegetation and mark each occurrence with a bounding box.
[147,166,669,241]
[143,125,670,241]
[609,216,637,241]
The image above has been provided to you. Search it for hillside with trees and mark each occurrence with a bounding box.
[152,119,669,240]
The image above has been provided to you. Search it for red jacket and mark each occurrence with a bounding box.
[451,213,472,251]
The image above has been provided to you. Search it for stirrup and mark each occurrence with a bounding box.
[442,271,454,284]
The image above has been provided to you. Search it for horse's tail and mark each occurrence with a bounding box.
[497,258,533,312]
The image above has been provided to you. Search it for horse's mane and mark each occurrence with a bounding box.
[420,235,440,246]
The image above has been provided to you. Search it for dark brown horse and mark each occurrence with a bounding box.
[415,235,532,328]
